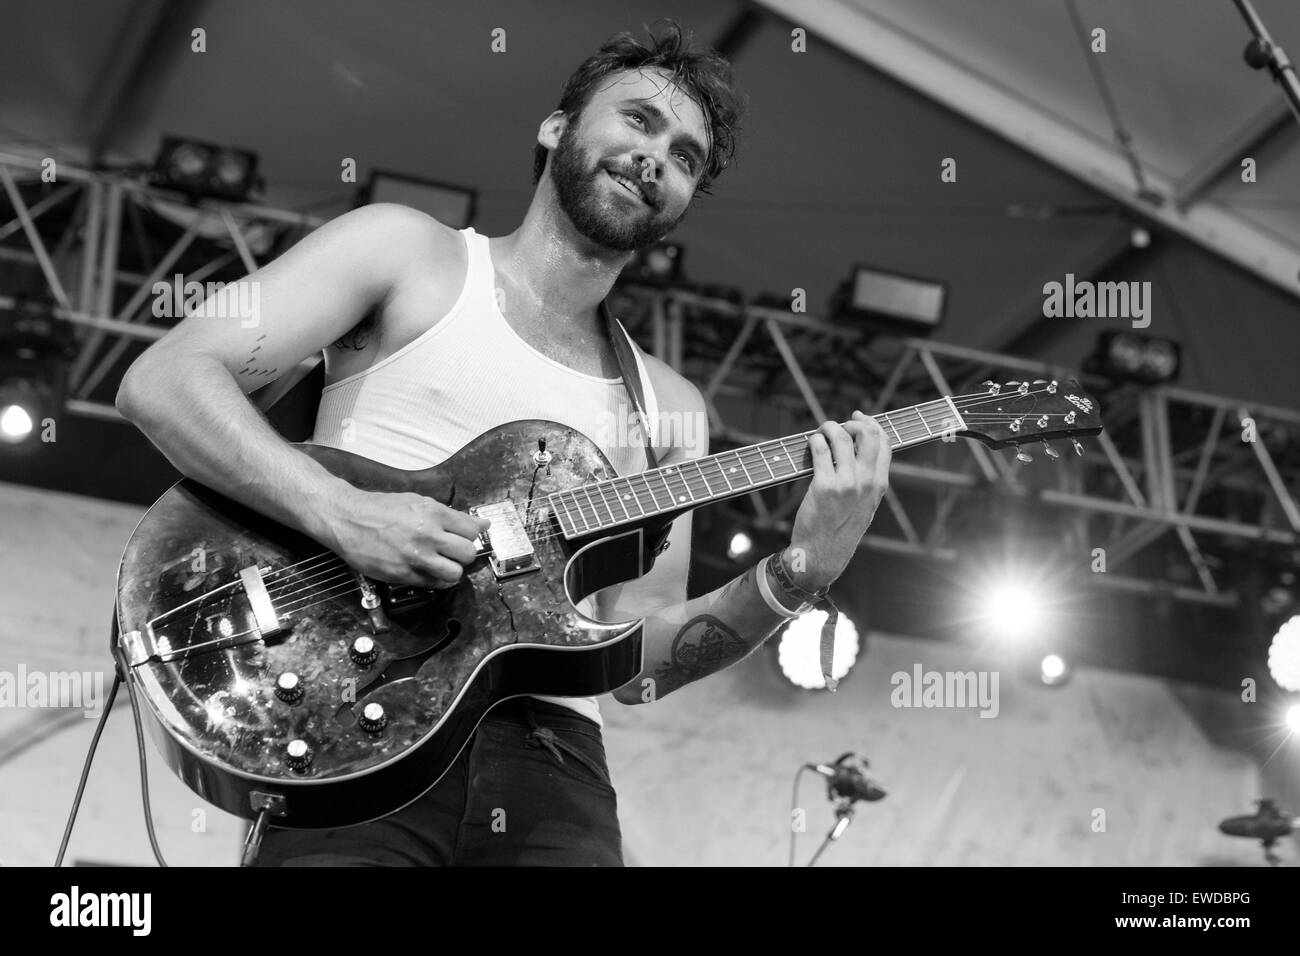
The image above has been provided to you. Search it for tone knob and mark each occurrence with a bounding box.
[350,635,378,666]
[274,671,303,703]
[358,702,388,734]
[285,739,313,772]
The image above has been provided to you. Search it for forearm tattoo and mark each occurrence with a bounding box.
[651,614,750,697]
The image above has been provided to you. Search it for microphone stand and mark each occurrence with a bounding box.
[805,797,857,867]
[1233,0,1300,128]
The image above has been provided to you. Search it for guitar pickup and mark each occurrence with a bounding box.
[472,501,540,579]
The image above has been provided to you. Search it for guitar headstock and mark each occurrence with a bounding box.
[957,378,1103,457]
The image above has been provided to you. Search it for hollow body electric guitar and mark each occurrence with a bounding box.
[114,378,1102,828]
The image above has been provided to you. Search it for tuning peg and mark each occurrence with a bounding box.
[1015,447,1033,464]
[981,380,1000,395]
[1070,438,1084,457]
[1041,440,1059,460]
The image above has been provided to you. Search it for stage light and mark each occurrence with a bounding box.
[621,241,684,286]
[1039,653,1070,687]
[1130,226,1151,248]
[1086,331,1181,385]
[775,609,860,691]
[151,136,261,203]
[360,170,477,229]
[1287,704,1300,734]
[1268,615,1300,692]
[0,303,71,454]
[727,531,753,560]
[980,583,1043,642]
[829,264,946,337]
[0,396,35,442]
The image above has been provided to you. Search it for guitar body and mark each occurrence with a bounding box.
[114,421,667,829]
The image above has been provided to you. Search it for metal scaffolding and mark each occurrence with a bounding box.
[609,285,1300,610]
[3,150,1296,610]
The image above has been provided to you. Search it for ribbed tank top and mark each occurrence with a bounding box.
[311,226,662,728]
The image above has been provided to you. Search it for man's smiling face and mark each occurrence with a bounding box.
[546,68,711,252]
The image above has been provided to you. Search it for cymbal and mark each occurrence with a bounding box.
[1218,799,1295,843]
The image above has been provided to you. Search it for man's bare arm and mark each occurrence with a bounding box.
[116,204,486,587]
[610,376,890,704]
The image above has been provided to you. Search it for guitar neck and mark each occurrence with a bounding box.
[549,396,964,538]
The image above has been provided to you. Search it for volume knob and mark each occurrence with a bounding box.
[274,671,303,703]
[350,635,378,666]
[358,702,388,734]
[285,739,313,773]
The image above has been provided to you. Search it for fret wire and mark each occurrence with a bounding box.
[552,496,576,535]
[641,473,666,512]
[662,464,695,506]
[880,412,902,447]
[756,442,778,480]
[565,492,593,532]
[581,486,612,527]
[731,449,755,486]
[710,456,735,492]
[694,459,714,497]
[609,479,633,520]
[652,469,678,508]
[597,481,628,522]
[624,477,649,516]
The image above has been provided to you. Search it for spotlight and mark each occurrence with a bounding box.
[0,384,39,444]
[1130,226,1151,248]
[151,136,261,203]
[1086,331,1181,385]
[359,169,477,229]
[0,302,71,454]
[1039,653,1071,687]
[980,583,1044,642]
[726,531,753,560]
[774,609,861,691]
[621,242,684,287]
[829,264,947,337]
[1287,704,1300,734]
[1268,615,1300,692]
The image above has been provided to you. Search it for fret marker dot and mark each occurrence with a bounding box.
[677,495,686,502]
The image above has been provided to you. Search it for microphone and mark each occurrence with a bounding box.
[806,754,887,803]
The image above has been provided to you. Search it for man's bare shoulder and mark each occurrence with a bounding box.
[348,203,466,282]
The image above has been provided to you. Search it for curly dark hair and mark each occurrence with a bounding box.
[531,20,747,198]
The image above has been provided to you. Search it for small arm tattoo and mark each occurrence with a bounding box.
[651,613,750,696]
[236,333,278,379]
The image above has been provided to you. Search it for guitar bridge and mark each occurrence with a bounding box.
[472,501,540,580]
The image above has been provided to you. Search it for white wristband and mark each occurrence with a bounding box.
[756,555,804,618]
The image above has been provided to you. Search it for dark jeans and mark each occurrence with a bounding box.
[251,697,623,866]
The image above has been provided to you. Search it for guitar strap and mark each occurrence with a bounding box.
[600,300,841,691]
[601,300,660,470]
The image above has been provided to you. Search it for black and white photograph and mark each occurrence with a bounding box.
[0,0,1297,917]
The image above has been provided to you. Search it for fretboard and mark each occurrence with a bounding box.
[549,397,963,538]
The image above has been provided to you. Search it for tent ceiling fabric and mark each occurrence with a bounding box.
[755,0,1300,300]
[1,0,1297,408]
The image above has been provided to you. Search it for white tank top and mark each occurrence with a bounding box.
[311,226,662,728]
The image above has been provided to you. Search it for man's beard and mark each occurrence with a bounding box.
[549,121,685,252]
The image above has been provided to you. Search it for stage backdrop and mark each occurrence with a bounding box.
[0,480,1292,867]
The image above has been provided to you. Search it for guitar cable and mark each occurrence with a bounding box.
[55,622,170,867]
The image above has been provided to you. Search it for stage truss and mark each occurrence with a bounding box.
[2,150,1296,611]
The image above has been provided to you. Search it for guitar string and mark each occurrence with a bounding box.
[156,385,1091,635]
[252,391,1081,607]
[253,411,1087,613]
[260,385,1077,591]
[259,397,1076,599]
